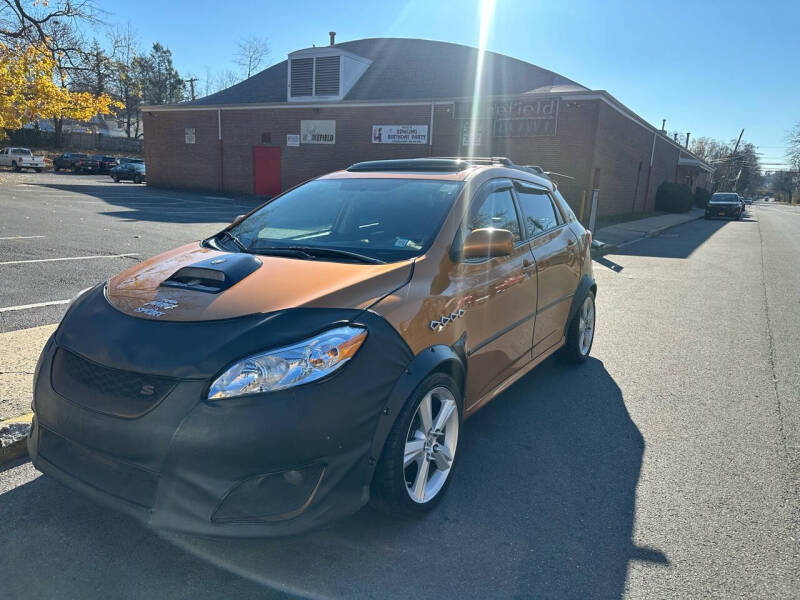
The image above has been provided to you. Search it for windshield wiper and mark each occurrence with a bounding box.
[283,246,386,264]
[250,246,316,260]
[218,230,248,253]
[251,245,385,264]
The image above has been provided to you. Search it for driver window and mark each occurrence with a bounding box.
[467,188,521,241]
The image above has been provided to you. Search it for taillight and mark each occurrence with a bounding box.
[586,230,592,246]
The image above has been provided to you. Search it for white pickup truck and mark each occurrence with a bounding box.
[0,147,45,172]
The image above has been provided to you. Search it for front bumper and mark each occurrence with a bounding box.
[28,289,413,536]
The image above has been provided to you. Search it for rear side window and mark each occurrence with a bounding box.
[467,188,521,241]
[516,186,561,237]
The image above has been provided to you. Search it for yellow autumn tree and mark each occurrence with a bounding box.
[0,41,121,138]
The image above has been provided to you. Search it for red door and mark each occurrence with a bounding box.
[253,146,281,196]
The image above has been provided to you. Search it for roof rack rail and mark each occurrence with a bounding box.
[432,156,514,166]
[346,158,470,172]
[345,158,569,185]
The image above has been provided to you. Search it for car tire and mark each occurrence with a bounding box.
[72,166,78,174]
[133,175,142,184]
[557,291,596,364]
[12,161,19,172]
[370,372,462,517]
[112,174,120,183]
[35,168,42,173]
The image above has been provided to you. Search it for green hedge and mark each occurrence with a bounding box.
[693,187,711,208]
[655,181,693,213]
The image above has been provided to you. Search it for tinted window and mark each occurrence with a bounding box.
[516,187,560,236]
[710,193,739,203]
[467,188,521,240]
[229,178,463,262]
[553,189,576,222]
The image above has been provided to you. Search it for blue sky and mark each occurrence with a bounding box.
[104,0,799,168]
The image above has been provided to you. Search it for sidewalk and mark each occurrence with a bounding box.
[592,208,704,254]
[0,324,56,463]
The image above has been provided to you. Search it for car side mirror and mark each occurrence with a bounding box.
[231,214,246,226]
[462,228,515,260]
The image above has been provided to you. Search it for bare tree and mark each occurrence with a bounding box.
[0,0,99,49]
[109,23,142,138]
[234,35,269,78]
[787,122,800,172]
[214,69,240,92]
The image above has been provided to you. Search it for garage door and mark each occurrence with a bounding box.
[253,146,281,196]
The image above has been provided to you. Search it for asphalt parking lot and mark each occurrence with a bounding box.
[0,170,262,333]
[1,178,798,599]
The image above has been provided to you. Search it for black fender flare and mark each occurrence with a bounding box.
[564,274,597,336]
[366,338,466,480]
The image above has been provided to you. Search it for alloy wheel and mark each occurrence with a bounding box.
[403,386,459,503]
[578,295,595,355]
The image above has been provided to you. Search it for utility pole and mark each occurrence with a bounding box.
[186,77,199,101]
[729,128,745,191]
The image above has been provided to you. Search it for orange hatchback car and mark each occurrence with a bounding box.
[29,157,596,536]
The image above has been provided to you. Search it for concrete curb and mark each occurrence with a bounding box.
[591,212,705,258]
[0,413,32,465]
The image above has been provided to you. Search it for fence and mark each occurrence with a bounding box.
[4,129,143,153]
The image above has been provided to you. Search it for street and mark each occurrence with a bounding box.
[1,176,798,599]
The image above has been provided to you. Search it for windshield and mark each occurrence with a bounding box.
[710,193,739,203]
[225,178,463,262]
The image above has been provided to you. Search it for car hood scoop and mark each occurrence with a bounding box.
[105,242,413,321]
[160,254,262,294]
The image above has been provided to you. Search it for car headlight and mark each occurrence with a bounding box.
[208,326,368,400]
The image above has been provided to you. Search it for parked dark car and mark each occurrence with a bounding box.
[52,152,88,172]
[110,160,146,183]
[94,155,119,173]
[705,193,742,220]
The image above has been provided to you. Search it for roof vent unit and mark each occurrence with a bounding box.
[288,44,372,102]
[289,58,313,97]
[314,55,340,96]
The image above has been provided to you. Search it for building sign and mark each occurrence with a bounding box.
[300,120,335,144]
[184,128,195,144]
[461,123,484,147]
[454,98,559,137]
[286,134,300,147]
[372,125,428,144]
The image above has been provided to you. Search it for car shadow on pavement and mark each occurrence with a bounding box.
[613,216,740,259]
[0,357,664,599]
[167,356,665,599]
[34,182,263,225]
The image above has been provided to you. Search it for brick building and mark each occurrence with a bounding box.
[143,37,712,220]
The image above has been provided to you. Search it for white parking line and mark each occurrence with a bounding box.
[0,235,46,240]
[0,253,139,266]
[0,299,70,312]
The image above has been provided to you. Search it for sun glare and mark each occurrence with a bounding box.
[467,0,497,158]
